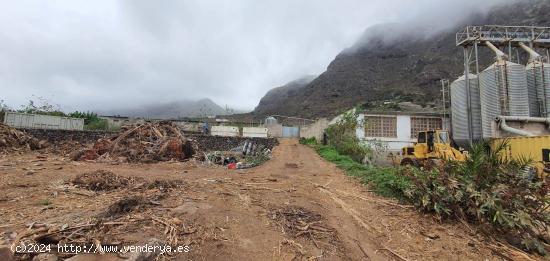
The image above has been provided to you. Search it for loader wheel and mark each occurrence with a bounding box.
[400,158,412,166]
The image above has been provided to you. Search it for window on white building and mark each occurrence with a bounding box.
[411,117,442,138]
[364,116,397,138]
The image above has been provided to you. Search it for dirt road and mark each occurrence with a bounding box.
[0,139,520,260]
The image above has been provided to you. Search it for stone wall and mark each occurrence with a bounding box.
[20,128,278,153]
[188,134,278,152]
[21,128,114,145]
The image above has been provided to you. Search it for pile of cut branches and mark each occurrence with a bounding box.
[0,123,44,153]
[73,121,195,163]
[269,206,338,253]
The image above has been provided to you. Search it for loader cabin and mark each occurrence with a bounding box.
[403,130,450,156]
[418,130,450,147]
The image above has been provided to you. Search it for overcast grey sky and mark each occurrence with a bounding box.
[0,0,513,112]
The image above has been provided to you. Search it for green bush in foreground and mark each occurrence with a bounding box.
[316,145,411,199]
[404,141,550,254]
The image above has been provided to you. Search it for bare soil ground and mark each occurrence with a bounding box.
[0,139,537,260]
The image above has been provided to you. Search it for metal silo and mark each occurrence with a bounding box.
[520,43,550,117]
[450,74,482,147]
[264,116,278,125]
[526,62,550,117]
[479,61,529,138]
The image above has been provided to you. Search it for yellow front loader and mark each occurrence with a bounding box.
[400,130,466,168]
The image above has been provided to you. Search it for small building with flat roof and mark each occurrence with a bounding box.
[356,111,449,152]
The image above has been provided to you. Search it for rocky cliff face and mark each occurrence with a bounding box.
[252,0,550,119]
[253,76,316,116]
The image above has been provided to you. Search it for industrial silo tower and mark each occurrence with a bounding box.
[519,42,550,117]
[450,74,482,147]
[478,41,529,138]
[455,25,550,143]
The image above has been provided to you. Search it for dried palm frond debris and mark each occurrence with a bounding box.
[73,121,195,163]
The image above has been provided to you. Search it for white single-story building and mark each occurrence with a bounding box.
[356,111,450,152]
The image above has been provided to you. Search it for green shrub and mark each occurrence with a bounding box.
[316,145,411,199]
[84,119,108,130]
[360,167,411,199]
[68,111,101,125]
[68,111,109,130]
[325,109,370,162]
[334,136,370,162]
[404,141,550,254]
[299,137,317,145]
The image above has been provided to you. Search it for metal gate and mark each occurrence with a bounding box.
[282,126,300,138]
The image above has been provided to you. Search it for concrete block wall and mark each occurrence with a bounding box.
[300,118,329,141]
[211,126,240,137]
[265,123,283,138]
[243,127,268,138]
[5,112,84,131]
